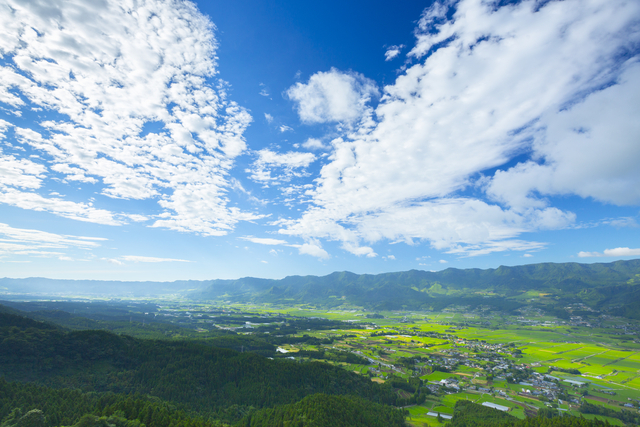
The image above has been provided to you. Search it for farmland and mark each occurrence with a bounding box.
[244,307,640,425]
[3,297,640,426]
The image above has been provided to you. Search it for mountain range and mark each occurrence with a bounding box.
[2,259,640,317]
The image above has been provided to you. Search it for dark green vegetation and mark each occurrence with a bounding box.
[450,401,613,427]
[0,307,403,426]
[3,259,640,426]
[3,260,640,317]
[192,259,640,316]
[243,394,406,427]
[579,401,640,425]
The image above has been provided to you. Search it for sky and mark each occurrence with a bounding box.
[0,0,639,281]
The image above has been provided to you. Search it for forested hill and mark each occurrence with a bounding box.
[0,308,403,426]
[3,259,640,316]
[192,259,640,314]
[197,259,640,298]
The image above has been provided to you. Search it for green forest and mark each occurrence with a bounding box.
[1,303,633,427]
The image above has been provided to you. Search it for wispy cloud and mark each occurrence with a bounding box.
[246,149,316,185]
[578,248,640,258]
[384,45,404,61]
[0,222,104,259]
[280,0,639,258]
[603,217,639,229]
[121,255,192,263]
[239,235,330,260]
[240,236,290,245]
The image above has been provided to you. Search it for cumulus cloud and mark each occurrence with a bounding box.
[279,0,640,258]
[0,148,46,189]
[578,248,640,258]
[296,241,330,260]
[301,138,328,151]
[0,0,259,235]
[286,68,379,124]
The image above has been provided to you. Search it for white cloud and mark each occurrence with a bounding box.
[296,241,330,260]
[578,248,640,258]
[0,0,257,236]
[124,214,149,223]
[239,231,329,260]
[0,222,104,259]
[0,157,46,189]
[523,253,533,258]
[264,113,274,123]
[386,255,396,260]
[240,236,290,245]
[439,260,448,264]
[486,62,640,209]
[247,149,316,184]
[280,0,640,258]
[384,45,404,61]
[279,125,293,133]
[342,241,377,257]
[239,235,331,260]
[605,217,639,228]
[286,68,379,124]
[446,239,547,257]
[121,255,192,263]
[301,137,328,151]
[0,188,122,225]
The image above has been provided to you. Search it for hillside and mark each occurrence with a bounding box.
[3,259,640,317]
[0,308,401,426]
[192,259,640,315]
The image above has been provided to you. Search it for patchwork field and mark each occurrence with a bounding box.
[218,305,637,426]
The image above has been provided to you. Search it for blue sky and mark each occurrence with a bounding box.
[0,0,639,281]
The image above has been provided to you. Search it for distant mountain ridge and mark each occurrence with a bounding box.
[193,259,640,310]
[0,277,210,297]
[3,259,640,317]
